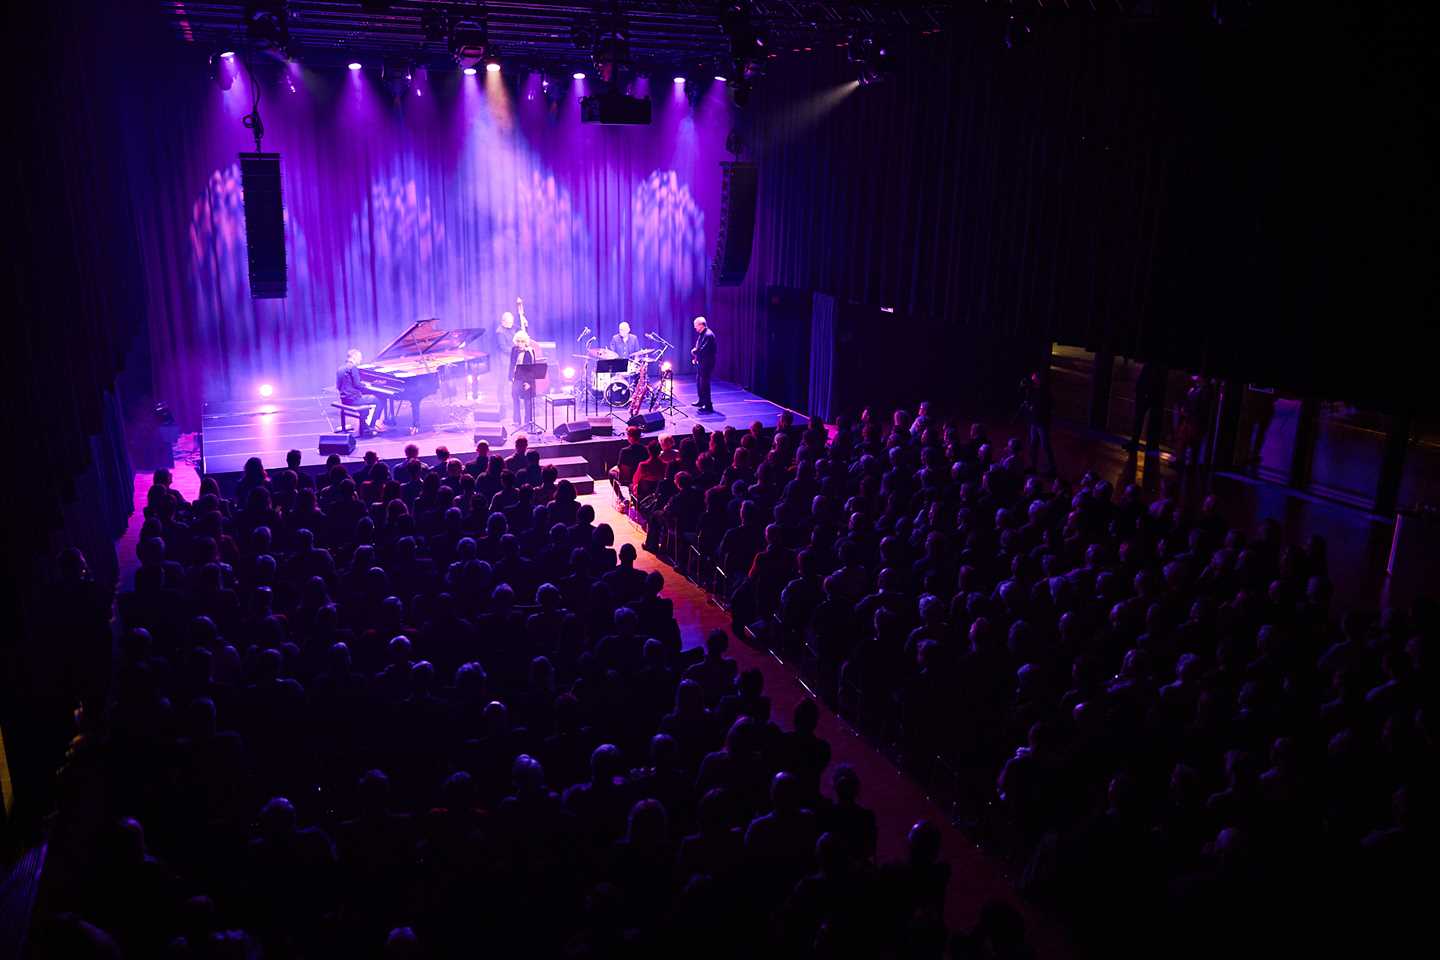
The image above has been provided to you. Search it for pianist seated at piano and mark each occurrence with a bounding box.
[351,318,490,436]
[337,348,387,436]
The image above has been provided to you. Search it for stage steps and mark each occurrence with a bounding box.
[540,455,596,495]
[541,455,592,479]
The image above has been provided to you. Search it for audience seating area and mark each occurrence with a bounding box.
[33,434,974,960]
[630,407,1437,957]
[29,407,1438,958]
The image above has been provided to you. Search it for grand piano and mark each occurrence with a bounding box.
[357,318,489,430]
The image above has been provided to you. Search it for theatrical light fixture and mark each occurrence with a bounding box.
[220,50,236,59]
[485,60,501,73]
[661,361,673,372]
[449,14,490,71]
[714,74,727,82]
[383,60,414,98]
[244,1,288,53]
[210,52,236,91]
[348,61,362,71]
[573,71,587,80]
[673,76,686,84]
[463,66,478,76]
[562,366,576,380]
[847,30,895,86]
[258,383,274,398]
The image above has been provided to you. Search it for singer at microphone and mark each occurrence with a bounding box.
[609,321,640,359]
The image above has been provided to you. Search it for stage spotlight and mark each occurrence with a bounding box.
[348,61,362,71]
[383,60,414,97]
[661,361,673,373]
[220,50,236,59]
[573,71,587,80]
[562,366,576,381]
[463,66,477,76]
[258,383,274,398]
[210,53,236,90]
[450,14,490,71]
[714,74,727,82]
[847,30,894,86]
[485,60,501,73]
[673,75,685,84]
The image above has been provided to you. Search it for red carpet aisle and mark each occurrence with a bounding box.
[590,495,1073,958]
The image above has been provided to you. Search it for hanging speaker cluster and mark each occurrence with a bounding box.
[713,161,758,285]
[239,152,287,299]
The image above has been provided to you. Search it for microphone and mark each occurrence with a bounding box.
[576,326,591,342]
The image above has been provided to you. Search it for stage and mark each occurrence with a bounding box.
[198,379,801,488]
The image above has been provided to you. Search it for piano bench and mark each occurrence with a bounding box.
[331,402,371,433]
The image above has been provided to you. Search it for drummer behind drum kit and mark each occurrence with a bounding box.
[572,339,675,417]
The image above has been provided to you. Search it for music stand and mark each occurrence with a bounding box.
[514,362,547,434]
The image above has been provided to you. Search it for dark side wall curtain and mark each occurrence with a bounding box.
[715,4,1438,414]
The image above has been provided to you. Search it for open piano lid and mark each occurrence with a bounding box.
[372,319,487,360]
[422,326,488,354]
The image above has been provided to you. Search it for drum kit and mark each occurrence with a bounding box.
[573,344,669,408]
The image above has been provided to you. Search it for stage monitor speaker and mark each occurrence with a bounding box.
[318,433,356,456]
[628,411,665,433]
[554,421,592,442]
[473,407,508,446]
[587,417,615,437]
[239,152,286,299]
[713,161,758,285]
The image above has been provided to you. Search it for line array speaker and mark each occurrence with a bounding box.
[713,161,758,285]
[239,152,286,299]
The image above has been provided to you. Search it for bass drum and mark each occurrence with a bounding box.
[604,379,632,407]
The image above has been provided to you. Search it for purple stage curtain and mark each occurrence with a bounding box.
[136,66,733,427]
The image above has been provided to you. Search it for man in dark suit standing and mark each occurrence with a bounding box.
[609,321,640,359]
[492,310,518,422]
[690,316,717,413]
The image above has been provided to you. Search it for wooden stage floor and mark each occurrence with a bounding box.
[199,379,801,480]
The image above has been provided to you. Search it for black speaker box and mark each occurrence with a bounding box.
[713,161,758,285]
[628,411,665,433]
[586,417,615,437]
[239,152,286,299]
[318,432,356,456]
[473,406,508,445]
[554,421,592,442]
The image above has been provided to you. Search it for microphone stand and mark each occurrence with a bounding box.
[645,335,686,421]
